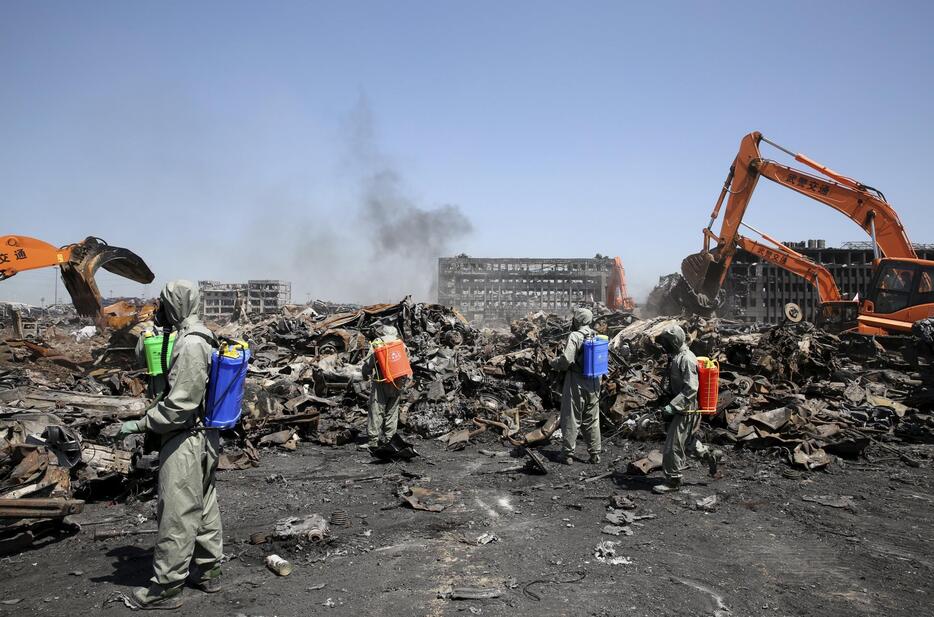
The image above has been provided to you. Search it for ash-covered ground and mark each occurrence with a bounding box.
[1,435,931,617]
[2,300,933,616]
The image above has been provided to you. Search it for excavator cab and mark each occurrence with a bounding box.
[858,258,934,335]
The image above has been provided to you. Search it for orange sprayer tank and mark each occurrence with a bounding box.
[696,356,719,414]
[373,339,412,386]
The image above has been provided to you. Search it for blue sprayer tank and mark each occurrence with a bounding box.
[203,341,250,429]
[582,335,610,378]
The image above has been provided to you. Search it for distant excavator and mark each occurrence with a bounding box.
[681,131,934,335]
[606,256,636,311]
[0,235,156,329]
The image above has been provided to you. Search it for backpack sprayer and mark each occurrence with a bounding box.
[581,334,610,378]
[142,329,176,376]
[202,338,250,429]
[695,356,719,414]
[370,338,413,387]
[141,325,250,429]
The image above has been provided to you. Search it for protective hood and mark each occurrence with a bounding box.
[656,324,686,354]
[379,325,399,339]
[159,280,201,327]
[571,308,593,330]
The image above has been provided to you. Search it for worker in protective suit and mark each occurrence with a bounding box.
[551,308,601,464]
[116,280,222,609]
[653,324,721,494]
[361,325,408,450]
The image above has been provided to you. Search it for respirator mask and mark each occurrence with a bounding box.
[153,301,169,329]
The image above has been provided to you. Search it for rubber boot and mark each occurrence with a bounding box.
[707,449,723,477]
[132,584,184,610]
[190,565,222,594]
[588,453,601,465]
[652,478,682,494]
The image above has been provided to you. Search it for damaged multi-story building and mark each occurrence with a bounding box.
[437,256,615,325]
[724,240,934,323]
[198,280,292,320]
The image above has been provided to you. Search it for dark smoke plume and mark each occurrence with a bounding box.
[228,96,473,304]
[346,97,473,300]
[361,170,472,260]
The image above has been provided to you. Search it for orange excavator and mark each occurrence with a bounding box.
[729,223,858,331]
[681,131,934,335]
[1,235,156,329]
[606,256,636,311]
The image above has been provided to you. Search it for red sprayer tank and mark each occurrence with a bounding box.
[696,356,719,414]
[373,339,412,386]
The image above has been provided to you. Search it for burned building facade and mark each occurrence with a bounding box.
[198,280,292,320]
[437,256,613,325]
[724,240,934,323]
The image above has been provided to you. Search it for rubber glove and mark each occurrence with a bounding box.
[116,419,145,440]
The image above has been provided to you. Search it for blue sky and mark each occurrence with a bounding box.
[2,1,932,305]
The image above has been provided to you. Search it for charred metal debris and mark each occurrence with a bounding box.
[1,298,932,554]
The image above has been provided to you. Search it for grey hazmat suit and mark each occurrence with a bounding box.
[136,280,222,601]
[656,324,716,482]
[361,325,407,448]
[551,308,601,459]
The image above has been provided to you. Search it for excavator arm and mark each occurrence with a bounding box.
[753,159,913,258]
[1,235,155,320]
[683,131,916,301]
[681,131,932,334]
[606,256,636,311]
[0,236,73,279]
[734,233,843,303]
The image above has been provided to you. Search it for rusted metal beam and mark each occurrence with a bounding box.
[0,498,84,519]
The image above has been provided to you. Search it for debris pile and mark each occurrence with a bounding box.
[643,273,722,317]
[1,297,932,554]
[610,316,934,469]
[220,300,631,447]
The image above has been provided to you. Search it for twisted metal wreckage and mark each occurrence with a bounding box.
[1,296,932,554]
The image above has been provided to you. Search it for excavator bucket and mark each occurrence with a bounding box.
[59,237,155,317]
[664,249,725,316]
[680,250,715,295]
